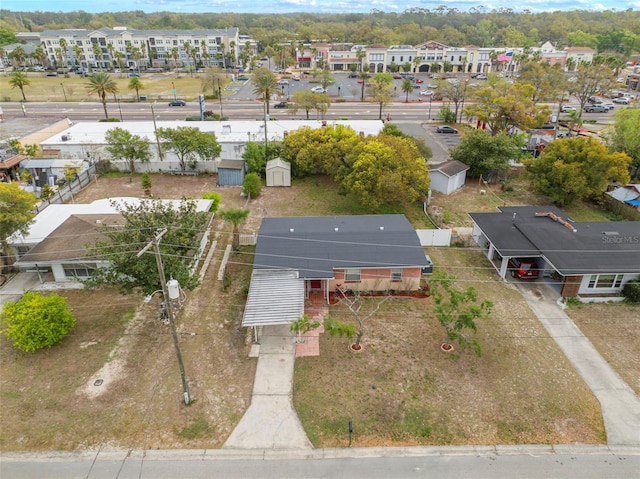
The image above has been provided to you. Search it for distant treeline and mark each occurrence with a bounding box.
[1,8,639,54]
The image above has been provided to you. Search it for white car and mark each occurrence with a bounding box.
[601,102,615,111]
[560,105,576,112]
[612,97,630,104]
[420,89,434,96]
[311,86,327,93]
[277,79,288,85]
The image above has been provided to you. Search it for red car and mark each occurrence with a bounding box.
[414,78,424,84]
[392,74,402,79]
[508,258,539,279]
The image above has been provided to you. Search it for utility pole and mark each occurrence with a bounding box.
[138,229,191,405]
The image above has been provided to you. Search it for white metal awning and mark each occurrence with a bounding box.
[241,270,305,327]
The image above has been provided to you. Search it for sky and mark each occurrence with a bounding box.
[2,0,639,14]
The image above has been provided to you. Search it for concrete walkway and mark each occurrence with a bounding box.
[517,282,640,446]
[0,272,41,308]
[223,324,313,449]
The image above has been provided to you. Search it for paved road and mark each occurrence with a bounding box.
[2,445,638,478]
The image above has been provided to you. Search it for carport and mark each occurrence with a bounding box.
[242,270,305,342]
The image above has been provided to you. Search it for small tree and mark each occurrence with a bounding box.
[0,182,36,271]
[430,272,493,356]
[290,313,321,343]
[325,286,391,350]
[141,172,152,195]
[218,208,250,250]
[104,127,152,176]
[243,172,262,198]
[1,292,76,353]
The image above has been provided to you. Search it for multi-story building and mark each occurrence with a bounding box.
[38,27,239,71]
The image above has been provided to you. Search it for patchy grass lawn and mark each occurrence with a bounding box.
[565,302,640,396]
[293,248,605,447]
[430,176,615,228]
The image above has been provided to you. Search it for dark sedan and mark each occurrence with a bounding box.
[169,100,186,107]
[436,125,458,134]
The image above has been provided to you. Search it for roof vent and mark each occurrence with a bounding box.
[334,227,339,232]
[380,226,384,230]
[222,124,231,135]
[289,228,294,233]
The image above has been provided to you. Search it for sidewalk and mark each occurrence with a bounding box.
[517,282,640,446]
[223,324,312,449]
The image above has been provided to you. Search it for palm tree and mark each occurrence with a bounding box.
[92,42,102,69]
[9,45,26,69]
[72,45,83,68]
[251,67,277,115]
[219,208,250,250]
[59,38,68,68]
[9,71,31,101]
[114,51,125,76]
[32,46,47,69]
[86,72,118,120]
[107,42,115,69]
[200,40,209,66]
[128,76,144,101]
[170,47,179,70]
[401,78,413,102]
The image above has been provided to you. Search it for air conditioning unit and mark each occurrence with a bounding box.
[61,135,68,141]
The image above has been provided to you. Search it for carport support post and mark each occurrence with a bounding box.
[138,229,191,405]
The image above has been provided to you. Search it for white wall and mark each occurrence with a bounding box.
[416,229,452,246]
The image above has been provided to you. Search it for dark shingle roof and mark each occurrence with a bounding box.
[470,206,640,275]
[431,160,469,177]
[254,215,426,279]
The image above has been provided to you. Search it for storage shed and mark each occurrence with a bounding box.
[429,160,469,194]
[266,158,291,187]
[217,160,245,186]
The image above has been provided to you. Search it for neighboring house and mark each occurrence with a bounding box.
[9,197,213,282]
[242,215,429,328]
[470,206,640,301]
[429,160,469,194]
[0,154,26,182]
[607,184,640,211]
[20,158,87,187]
[265,158,291,187]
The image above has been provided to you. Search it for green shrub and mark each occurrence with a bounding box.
[201,191,222,213]
[622,279,640,303]
[1,292,76,353]
[243,172,262,198]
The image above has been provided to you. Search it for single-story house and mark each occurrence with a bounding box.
[470,205,640,301]
[242,215,429,327]
[10,197,213,282]
[607,184,640,211]
[265,158,291,187]
[429,160,469,194]
[20,158,88,187]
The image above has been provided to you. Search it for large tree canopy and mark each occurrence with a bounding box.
[0,182,36,270]
[86,199,209,294]
[525,137,631,206]
[343,134,431,210]
[104,127,152,175]
[464,76,550,135]
[606,109,640,181]
[450,129,521,178]
[156,126,221,171]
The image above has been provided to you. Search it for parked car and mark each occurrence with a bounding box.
[436,125,458,134]
[274,101,288,108]
[168,100,186,107]
[587,96,603,104]
[426,83,438,89]
[475,74,488,80]
[584,104,606,113]
[612,97,630,104]
[508,258,539,280]
[420,89,434,96]
[414,78,424,84]
[392,74,403,79]
[129,72,140,77]
[560,105,576,112]
[348,72,358,78]
[277,79,288,85]
[601,102,615,111]
[311,86,326,93]
[291,75,300,81]
[46,72,58,77]
[237,75,249,81]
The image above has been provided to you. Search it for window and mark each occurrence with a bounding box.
[344,269,361,282]
[587,274,624,289]
[62,263,96,278]
[391,268,403,282]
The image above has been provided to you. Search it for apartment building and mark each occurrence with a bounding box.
[38,27,240,71]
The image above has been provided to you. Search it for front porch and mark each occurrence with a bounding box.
[295,292,327,358]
